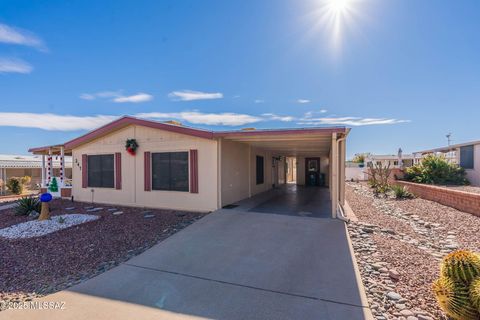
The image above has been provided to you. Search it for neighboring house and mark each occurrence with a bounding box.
[0,154,72,195]
[365,154,414,168]
[29,116,349,217]
[414,140,480,186]
[345,153,414,181]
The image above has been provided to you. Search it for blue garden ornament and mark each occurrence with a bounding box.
[40,192,53,203]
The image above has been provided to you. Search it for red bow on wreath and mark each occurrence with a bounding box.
[125,139,139,155]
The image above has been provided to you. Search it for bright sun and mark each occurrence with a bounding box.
[328,0,351,14]
[308,0,358,52]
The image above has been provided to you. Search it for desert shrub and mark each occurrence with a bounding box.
[391,185,413,199]
[20,175,31,186]
[15,196,41,216]
[404,155,468,185]
[367,162,392,196]
[6,177,23,195]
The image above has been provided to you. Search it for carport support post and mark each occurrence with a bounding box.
[331,133,338,218]
[339,138,346,206]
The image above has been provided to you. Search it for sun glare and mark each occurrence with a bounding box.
[307,0,359,53]
[328,0,351,14]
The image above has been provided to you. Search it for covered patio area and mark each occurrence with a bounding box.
[229,184,332,218]
[219,127,349,218]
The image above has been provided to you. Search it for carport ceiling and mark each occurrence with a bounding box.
[223,133,333,156]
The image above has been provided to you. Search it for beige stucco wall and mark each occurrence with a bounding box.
[220,139,250,206]
[219,141,274,206]
[72,125,218,212]
[296,155,329,186]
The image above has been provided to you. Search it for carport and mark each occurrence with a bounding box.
[217,127,349,218]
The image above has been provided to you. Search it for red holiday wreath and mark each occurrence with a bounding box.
[125,138,139,155]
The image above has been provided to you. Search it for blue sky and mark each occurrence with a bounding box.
[0,0,479,158]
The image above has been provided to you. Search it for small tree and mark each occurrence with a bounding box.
[49,177,59,192]
[352,153,368,164]
[6,177,23,195]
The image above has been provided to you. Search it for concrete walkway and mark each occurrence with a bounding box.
[2,209,372,320]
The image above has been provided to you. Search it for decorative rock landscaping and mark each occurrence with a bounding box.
[345,182,480,319]
[0,214,99,239]
[0,199,206,311]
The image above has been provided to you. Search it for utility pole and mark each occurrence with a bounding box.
[446,133,452,146]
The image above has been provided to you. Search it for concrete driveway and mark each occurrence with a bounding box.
[2,209,372,320]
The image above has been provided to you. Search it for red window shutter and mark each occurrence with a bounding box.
[144,151,151,191]
[190,149,198,193]
[82,154,88,188]
[115,152,122,190]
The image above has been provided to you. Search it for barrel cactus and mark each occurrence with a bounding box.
[433,276,479,320]
[470,277,480,312]
[433,250,480,319]
[441,250,480,284]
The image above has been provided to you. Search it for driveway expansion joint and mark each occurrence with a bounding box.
[124,262,370,309]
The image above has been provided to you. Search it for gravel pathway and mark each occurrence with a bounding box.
[0,199,205,310]
[345,182,480,320]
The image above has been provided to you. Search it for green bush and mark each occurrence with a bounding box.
[391,185,413,199]
[404,155,468,185]
[15,196,41,216]
[6,177,23,195]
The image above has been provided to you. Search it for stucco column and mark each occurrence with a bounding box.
[217,138,222,209]
[339,138,346,206]
[331,133,338,218]
[41,155,46,187]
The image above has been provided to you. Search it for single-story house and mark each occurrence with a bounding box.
[414,140,480,186]
[0,154,72,195]
[365,154,414,168]
[29,116,349,217]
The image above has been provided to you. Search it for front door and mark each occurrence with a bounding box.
[305,158,320,186]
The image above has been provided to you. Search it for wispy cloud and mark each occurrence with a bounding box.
[80,91,153,103]
[113,93,153,103]
[0,23,46,51]
[79,91,120,100]
[0,113,117,131]
[297,117,410,126]
[0,110,409,131]
[168,90,223,101]
[262,113,294,122]
[0,58,33,74]
[254,99,265,104]
[137,112,261,126]
[297,99,310,104]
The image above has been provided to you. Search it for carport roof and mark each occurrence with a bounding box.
[29,116,349,155]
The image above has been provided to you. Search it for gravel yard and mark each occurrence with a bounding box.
[0,199,205,310]
[346,182,480,320]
